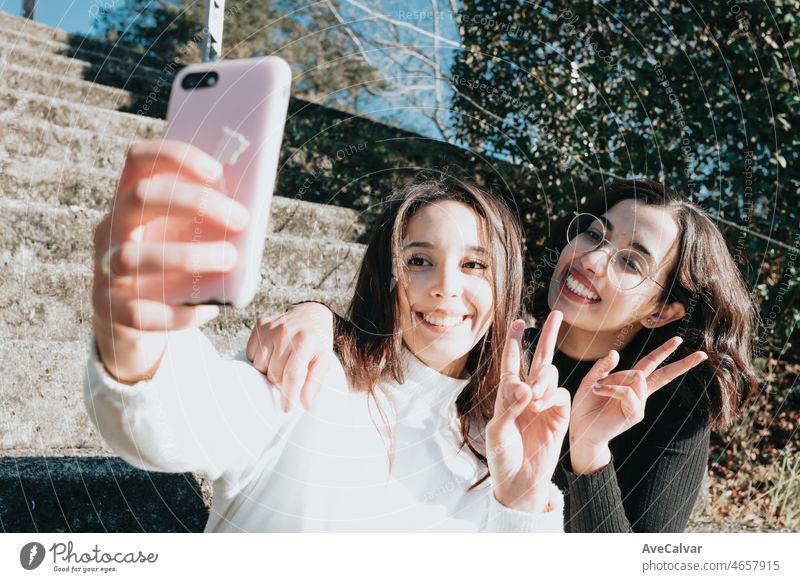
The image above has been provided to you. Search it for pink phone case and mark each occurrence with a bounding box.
[164,56,291,308]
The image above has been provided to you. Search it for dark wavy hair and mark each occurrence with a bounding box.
[334,175,525,482]
[530,178,757,429]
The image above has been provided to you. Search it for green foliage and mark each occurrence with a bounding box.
[276,98,532,226]
[91,0,380,111]
[449,0,799,362]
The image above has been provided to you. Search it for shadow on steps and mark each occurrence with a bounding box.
[0,457,209,532]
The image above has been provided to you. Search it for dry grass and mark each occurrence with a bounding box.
[707,359,799,530]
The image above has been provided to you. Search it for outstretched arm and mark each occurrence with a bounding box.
[87,139,299,487]
[85,326,302,487]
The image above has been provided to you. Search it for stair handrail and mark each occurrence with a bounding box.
[201,0,226,62]
[22,0,36,20]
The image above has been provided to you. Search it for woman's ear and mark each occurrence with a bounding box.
[641,301,686,329]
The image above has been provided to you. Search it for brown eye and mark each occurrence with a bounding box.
[585,228,603,243]
[407,255,430,267]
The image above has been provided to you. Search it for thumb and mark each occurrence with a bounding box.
[582,350,620,388]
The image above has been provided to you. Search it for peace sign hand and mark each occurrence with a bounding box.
[569,336,708,474]
[486,311,571,513]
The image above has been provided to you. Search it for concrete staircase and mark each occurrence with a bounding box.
[0,11,366,531]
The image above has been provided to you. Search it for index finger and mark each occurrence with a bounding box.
[500,319,526,380]
[633,336,683,375]
[527,310,563,381]
[118,140,224,197]
[646,351,709,394]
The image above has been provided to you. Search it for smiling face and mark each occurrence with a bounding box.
[547,199,682,333]
[396,200,495,377]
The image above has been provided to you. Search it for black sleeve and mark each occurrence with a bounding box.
[562,385,711,533]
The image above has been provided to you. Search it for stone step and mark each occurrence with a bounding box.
[0,159,367,242]
[1,115,135,171]
[0,60,166,116]
[0,261,352,344]
[0,198,365,289]
[0,330,279,455]
[1,340,111,453]
[0,25,168,79]
[0,456,208,532]
[0,37,172,97]
[0,11,163,69]
[0,10,90,41]
[0,86,165,139]
[0,117,368,226]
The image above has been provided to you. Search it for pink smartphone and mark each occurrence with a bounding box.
[164,56,291,308]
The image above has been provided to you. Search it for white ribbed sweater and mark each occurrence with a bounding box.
[84,327,564,532]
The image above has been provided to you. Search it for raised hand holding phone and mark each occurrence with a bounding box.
[486,311,570,512]
[92,140,249,384]
[569,337,709,474]
[92,56,292,384]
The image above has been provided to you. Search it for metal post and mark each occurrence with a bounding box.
[201,0,226,62]
[22,0,37,20]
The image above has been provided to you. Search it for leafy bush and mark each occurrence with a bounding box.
[450,0,799,366]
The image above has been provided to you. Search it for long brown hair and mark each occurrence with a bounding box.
[335,175,525,481]
[531,178,757,428]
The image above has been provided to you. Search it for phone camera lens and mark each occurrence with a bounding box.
[182,71,219,90]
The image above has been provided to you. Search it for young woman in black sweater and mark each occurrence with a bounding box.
[246,178,758,532]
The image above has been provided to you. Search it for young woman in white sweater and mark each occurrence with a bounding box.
[86,141,569,532]
[245,179,754,532]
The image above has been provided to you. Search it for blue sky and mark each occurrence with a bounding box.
[0,0,98,34]
[0,0,461,142]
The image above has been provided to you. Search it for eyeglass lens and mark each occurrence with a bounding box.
[566,213,654,290]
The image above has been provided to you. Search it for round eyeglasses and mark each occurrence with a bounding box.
[566,212,666,292]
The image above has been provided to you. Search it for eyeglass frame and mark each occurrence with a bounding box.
[565,212,667,292]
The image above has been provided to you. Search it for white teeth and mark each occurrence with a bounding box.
[566,273,601,301]
[421,313,465,327]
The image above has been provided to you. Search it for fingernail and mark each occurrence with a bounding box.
[202,160,223,182]
[697,351,708,361]
[221,244,239,269]
[592,382,604,392]
[230,206,250,230]
[674,337,684,345]
[514,386,527,401]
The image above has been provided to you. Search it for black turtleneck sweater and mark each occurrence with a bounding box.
[525,326,711,533]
